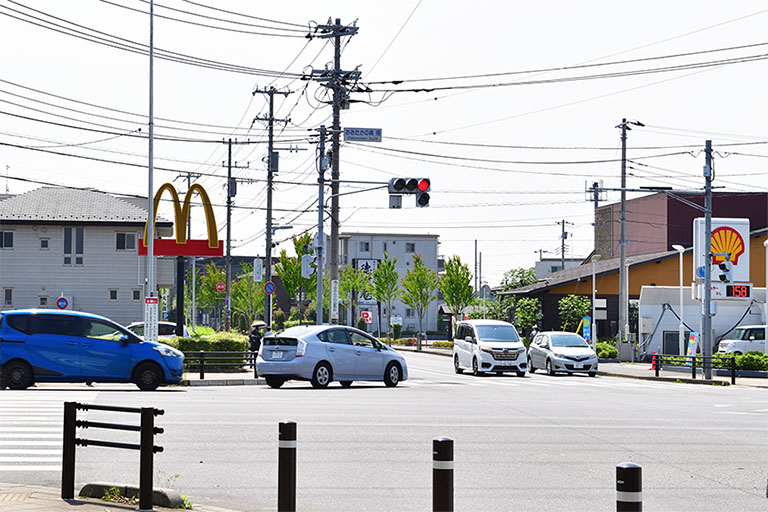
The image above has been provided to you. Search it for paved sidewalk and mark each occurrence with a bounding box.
[0,482,243,512]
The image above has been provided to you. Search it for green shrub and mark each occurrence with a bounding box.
[390,337,415,346]
[430,340,453,349]
[283,320,301,329]
[596,342,618,359]
[190,325,215,337]
[166,332,249,353]
[274,309,286,330]
[357,317,367,331]
[392,323,402,339]
[736,351,768,371]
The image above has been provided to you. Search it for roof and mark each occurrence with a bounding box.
[340,232,439,239]
[0,187,171,225]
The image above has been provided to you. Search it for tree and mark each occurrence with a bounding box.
[370,253,399,343]
[501,267,537,290]
[197,263,226,329]
[274,233,317,321]
[400,254,440,351]
[338,264,371,326]
[558,294,591,332]
[439,255,474,336]
[515,297,542,338]
[231,262,264,332]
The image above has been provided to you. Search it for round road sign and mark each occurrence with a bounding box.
[216,281,226,292]
[264,281,275,295]
[56,297,69,310]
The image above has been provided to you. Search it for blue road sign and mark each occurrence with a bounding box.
[264,281,275,295]
[343,127,382,142]
[696,266,706,279]
[56,297,68,310]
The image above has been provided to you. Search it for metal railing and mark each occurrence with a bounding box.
[62,402,164,510]
[183,350,258,379]
[652,353,736,384]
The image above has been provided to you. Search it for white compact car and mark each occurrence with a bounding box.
[452,319,527,377]
[717,325,766,355]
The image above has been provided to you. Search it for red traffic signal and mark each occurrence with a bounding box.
[417,178,430,192]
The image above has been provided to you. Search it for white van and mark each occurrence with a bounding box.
[717,325,766,355]
[452,319,527,377]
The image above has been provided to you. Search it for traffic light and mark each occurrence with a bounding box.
[717,260,732,283]
[415,178,430,207]
[301,253,314,278]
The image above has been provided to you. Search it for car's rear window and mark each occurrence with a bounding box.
[263,337,298,346]
[475,325,519,342]
[6,314,33,335]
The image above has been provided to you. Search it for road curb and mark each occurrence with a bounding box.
[80,482,183,508]
[185,378,264,387]
[596,370,730,386]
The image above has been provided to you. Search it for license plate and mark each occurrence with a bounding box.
[574,362,583,369]
[500,360,513,366]
[272,350,283,359]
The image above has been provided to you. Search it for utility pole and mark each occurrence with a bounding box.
[222,140,249,331]
[316,126,328,325]
[177,172,200,332]
[557,220,573,271]
[254,87,290,324]
[474,240,478,293]
[309,20,360,302]
[145,0,157,342]
[702,140,714,379]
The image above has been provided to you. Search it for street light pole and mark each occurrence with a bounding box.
[592,254,601,351]
[673,245,685,356]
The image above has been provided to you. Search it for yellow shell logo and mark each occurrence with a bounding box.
[710,226,745,265]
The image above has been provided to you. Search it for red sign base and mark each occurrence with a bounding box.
[138,239,223,257]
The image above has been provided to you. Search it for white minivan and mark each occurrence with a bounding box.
[717,325,766,355]
[452,319,527,377]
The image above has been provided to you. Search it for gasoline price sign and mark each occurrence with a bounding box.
[726,284,751,298]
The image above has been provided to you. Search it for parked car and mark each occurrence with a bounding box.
[257,324,408,389]
[452,319,528,377]
[126,321,189,339]
[0,309,184,390]
[717,325,766,355]
[528,331,598,376]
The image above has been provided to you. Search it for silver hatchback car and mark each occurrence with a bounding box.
[528,331,598,377]
[257,325,408,388]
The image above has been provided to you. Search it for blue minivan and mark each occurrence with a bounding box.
[0,309,184,390]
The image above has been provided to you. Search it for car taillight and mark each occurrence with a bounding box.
[296,340,307,357]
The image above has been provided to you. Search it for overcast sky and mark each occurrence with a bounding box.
[1,1,766,286]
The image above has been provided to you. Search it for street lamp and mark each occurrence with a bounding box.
[591,254,601,351]
[672,245,685,356]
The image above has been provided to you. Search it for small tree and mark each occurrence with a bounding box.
[439,255,474,336]
[558,294,591,332]
[231,262,264,332]
[400,254,440,351]
[515,297,542,338]
[339,265,371,326]
[370,253,399,343]
[198,263,226,329]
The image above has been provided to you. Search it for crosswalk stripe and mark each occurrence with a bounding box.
[0,465,61,471]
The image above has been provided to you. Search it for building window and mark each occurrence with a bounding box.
[40,238,49,250]
[551,265,560,273]
[406,308,415,318]
[3,288,12,306]
[116,232,136,251]
[64,227,84,265]
[132,289,142,302]
[108,289,118,302]
[383,242,387,252]
[0,230,13,249]
[39,296,49,307]
[405,242,415,253]
[359,241,370,252]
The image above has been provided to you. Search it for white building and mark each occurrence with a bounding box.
[0,187,174,325]
[340,232,441,334]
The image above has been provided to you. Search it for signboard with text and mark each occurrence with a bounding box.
[344,127,382,142]
[355,258,378,306]
[330,279,339,321]
[144,297,159,342]
[692,218,749,283]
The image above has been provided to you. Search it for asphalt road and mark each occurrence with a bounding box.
[1,351,766,511]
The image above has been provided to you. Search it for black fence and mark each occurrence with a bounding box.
[183,350,258,379]
[61,402,164,510]
[652,353,736,384]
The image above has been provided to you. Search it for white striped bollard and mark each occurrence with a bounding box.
[616,462,642,511]
[433,436,453,512]
[278,420,297,512]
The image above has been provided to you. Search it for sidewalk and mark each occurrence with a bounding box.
[0,482,242,512]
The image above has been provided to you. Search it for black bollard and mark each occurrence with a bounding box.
[278,420,297,512]
[433,437,453,512]
[61,402,76,499]
[616,462,642,511]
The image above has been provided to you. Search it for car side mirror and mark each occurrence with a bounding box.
[465,336,473,343]
[749,335,755,341]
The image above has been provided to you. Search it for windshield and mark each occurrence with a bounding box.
[550,333,589,348]
[475,325,519,342]
[726,329,748,340]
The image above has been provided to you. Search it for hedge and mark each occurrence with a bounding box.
[657,352,767,371]
[596,342,618,359]
[163,332,249,353]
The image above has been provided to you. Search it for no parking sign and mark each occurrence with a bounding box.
[56,297,69,310]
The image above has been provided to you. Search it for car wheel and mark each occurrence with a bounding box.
[529,360,536,373]
[516,371,526,378]
[453,355,463,374]
[265,376,285,389]
[546,358,556,376]
[733,352,743,355]
[588,371,597,378]
[311,362,332,389]
[472,357,482,376]
[384,362,401,387]
[5,361,34,390]
[340,381,352,388]
[134,362,163,391]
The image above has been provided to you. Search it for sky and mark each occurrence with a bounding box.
[1,0,767,287]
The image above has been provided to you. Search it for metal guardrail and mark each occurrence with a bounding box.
[182,350,258,379]
[652,353,736,384]
[61,402,164,510]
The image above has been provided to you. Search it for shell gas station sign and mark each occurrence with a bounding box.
[692,218,751,299]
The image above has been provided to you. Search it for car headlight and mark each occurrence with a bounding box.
[480,347,494,353]
[153,345,183,358]
[553,352,566,358]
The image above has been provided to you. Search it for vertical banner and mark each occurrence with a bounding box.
[582,316,591,343]
[144,297,159,342]
[685,331,699,365]
[355,258,378,305]
[330,279,339,322]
